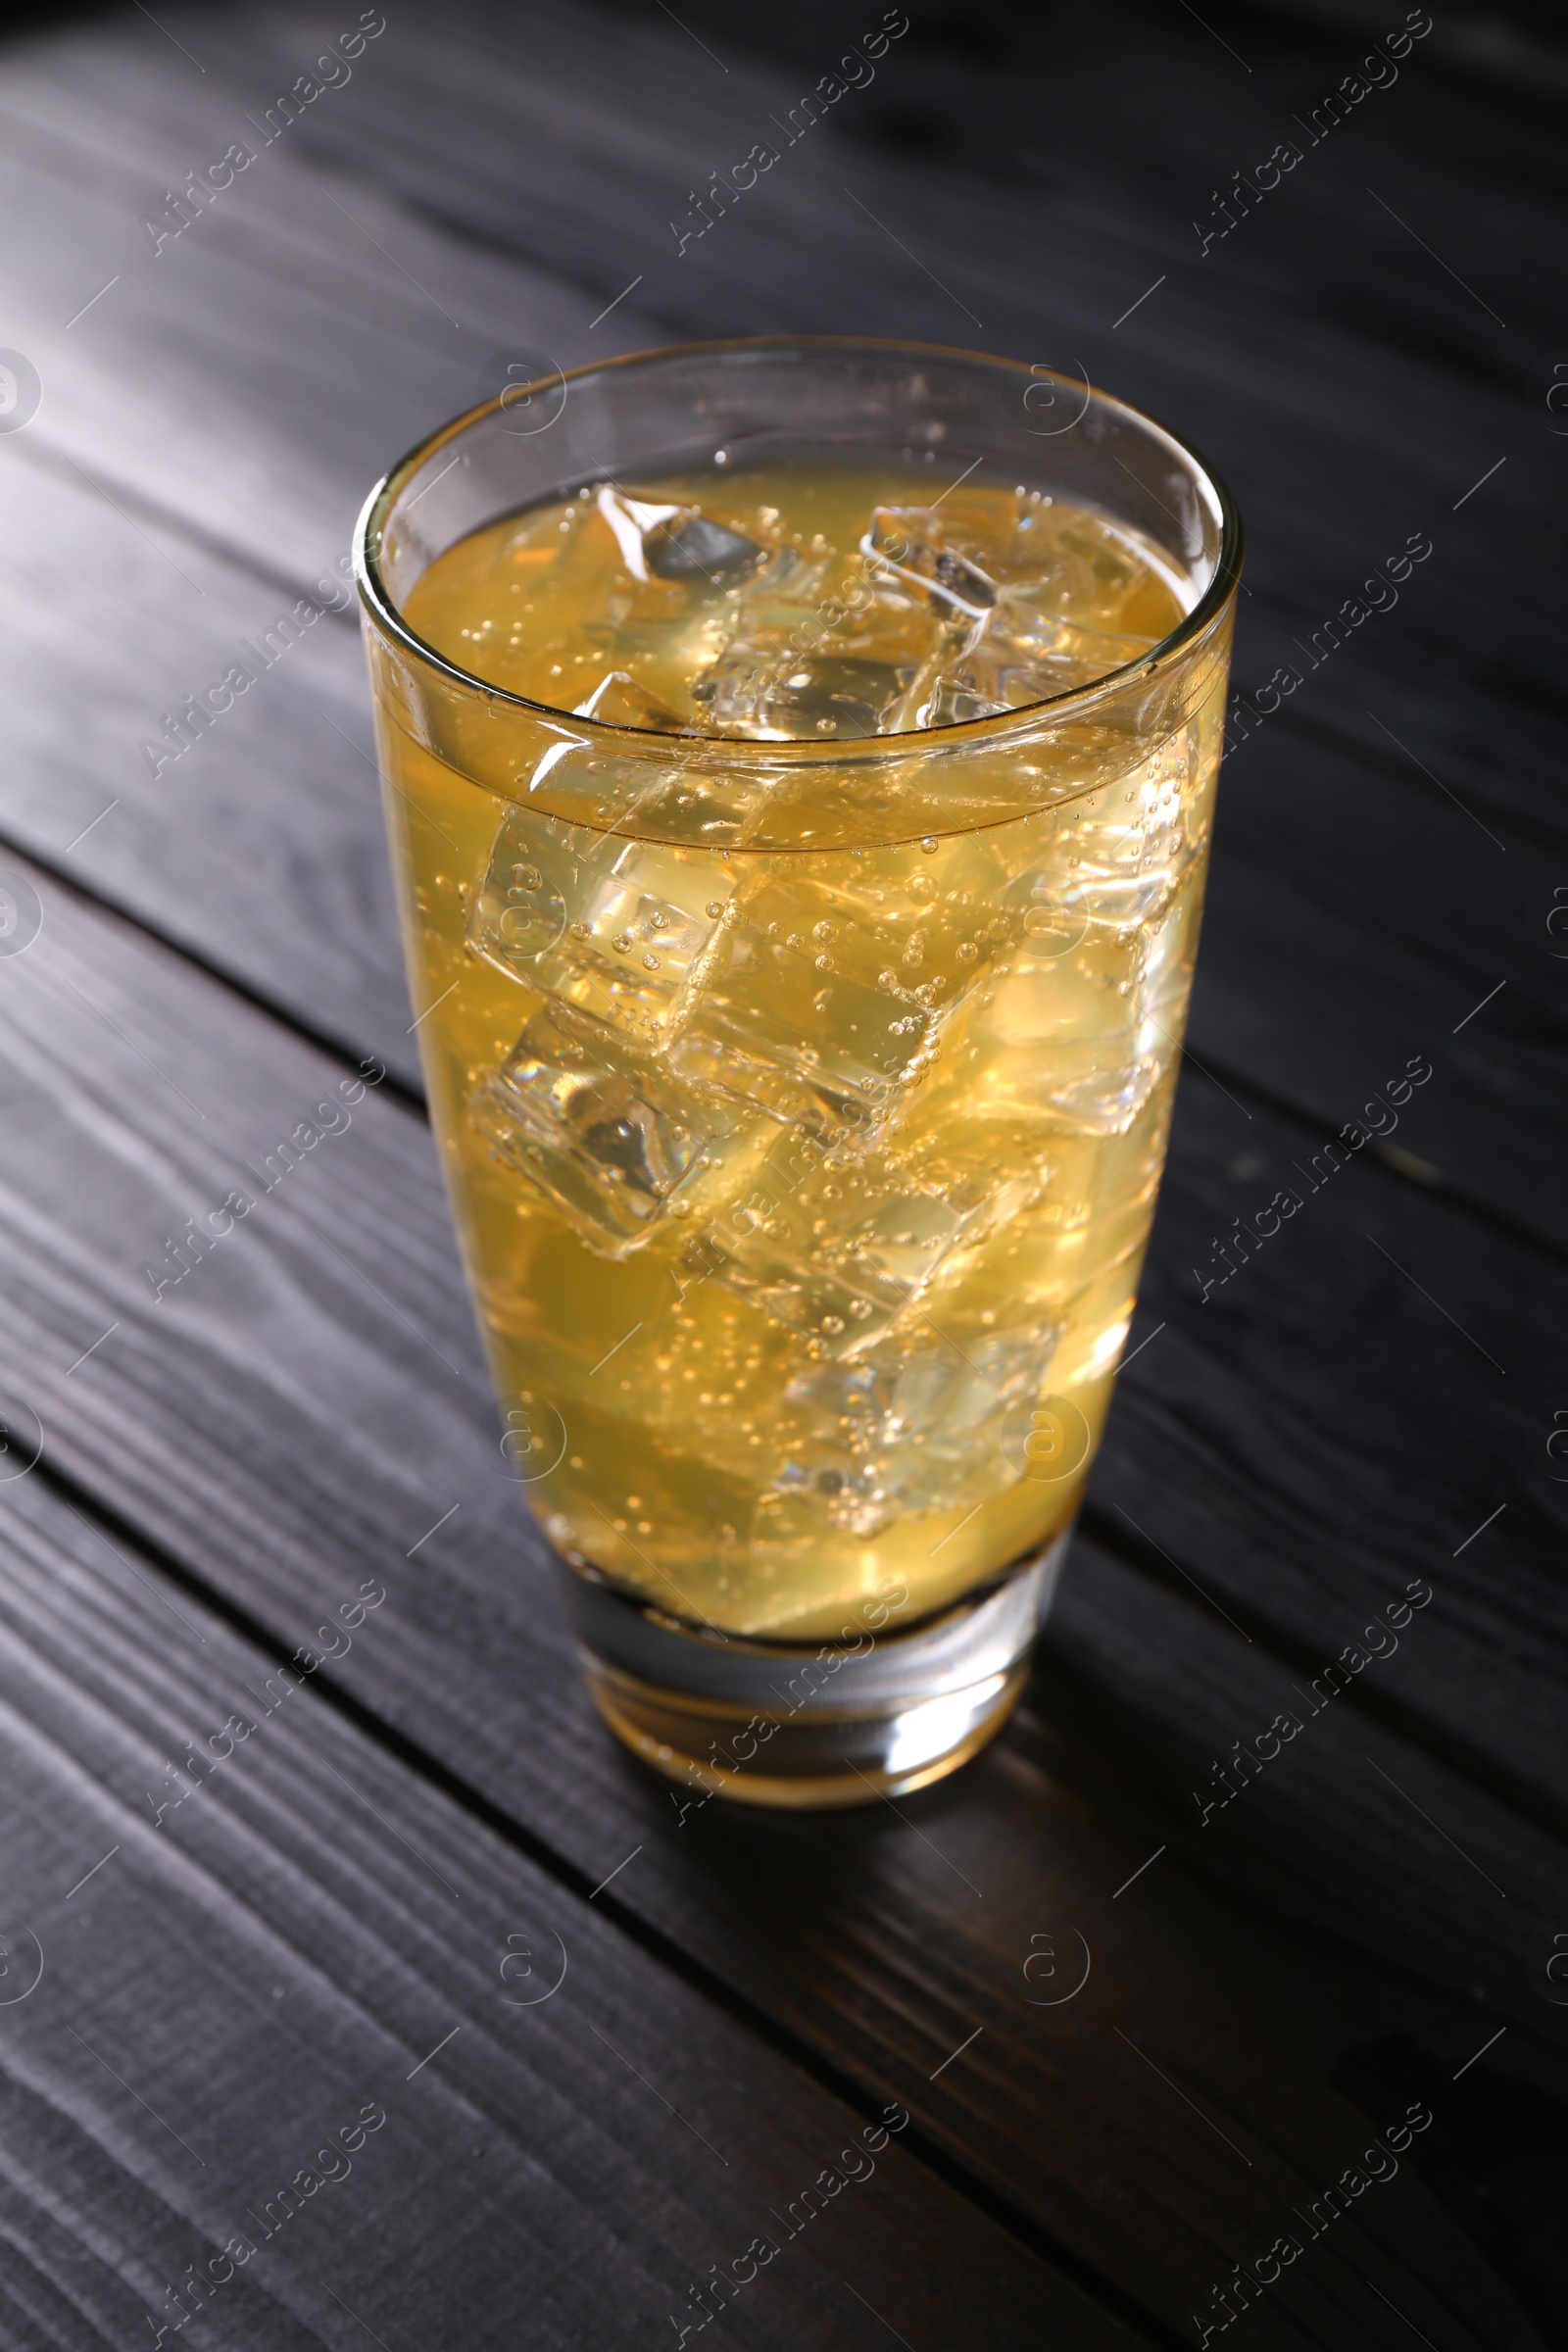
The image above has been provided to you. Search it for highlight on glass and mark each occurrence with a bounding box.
[356,338,1242,1806]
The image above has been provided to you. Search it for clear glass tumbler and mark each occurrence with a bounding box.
[356,337,1240,1807]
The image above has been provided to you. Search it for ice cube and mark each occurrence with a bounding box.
[470,839,571,965]
[667,833,1034,1124]
[918,597,1157,725]
[471,1000,743,1254]
[595,487,763,589]
[716,543,834,629]
[692,539,961,739]
[683,1224,893,1357]
[594,488,682,583]
[666,869,942,1131]
[770,1315,1062,1533]
[676,1134,911,1354]
[985,589,1156,669]
[879,488,1160,617]
[466,494,727,711]
[570,493,756,721]
[858,496,1169,727]
[1055,725,1201,928]
[861,508,998,619]
[915,669,1010,729]
[878,1318,1068,1513]
[1005,502,1169,628]
[469,806,739,1043]
[686,1133,1018,1356]
[563,498,881,732]
[991,945,1157,1136]
[586,598,736,695]
[647,513,765,585]
[894,1079,1159,1324]
[509,728,780,848]
[699,643,921,740]
[944,877,1201,1137]
[573,670,695,731]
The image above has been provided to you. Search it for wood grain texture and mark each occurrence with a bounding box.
[0,1468,1130,2352]
[0,451,416,1082]
[0,0,1562,2338]
[0,841,1561,2345]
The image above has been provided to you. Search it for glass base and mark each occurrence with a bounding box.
[563,1528,1073,1809]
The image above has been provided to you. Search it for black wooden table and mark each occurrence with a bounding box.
[0,3,1562,2345]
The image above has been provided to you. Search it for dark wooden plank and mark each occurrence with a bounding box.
[1182,705,1555,1247]
[0,47,662,570]
[1032,1537,1568,2352]
[1031,1532,1568,2352]
[0,841,1561,2342]
[1038,1536,1559,2026]
[0,1468,1116,2352]
[0,453,417,1084]
[1098,1074,1566,1822]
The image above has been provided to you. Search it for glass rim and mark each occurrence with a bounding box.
[354,332,1244,765]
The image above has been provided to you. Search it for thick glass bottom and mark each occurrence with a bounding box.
[564,1528,1072,1810]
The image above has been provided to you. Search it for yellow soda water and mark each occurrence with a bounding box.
[382,466,1214,1643]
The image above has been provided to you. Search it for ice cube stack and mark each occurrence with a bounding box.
[562,484,1160,739]
[451,479,1199,1535]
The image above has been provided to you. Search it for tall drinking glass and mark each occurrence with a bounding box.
[357,338,1240,1806]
